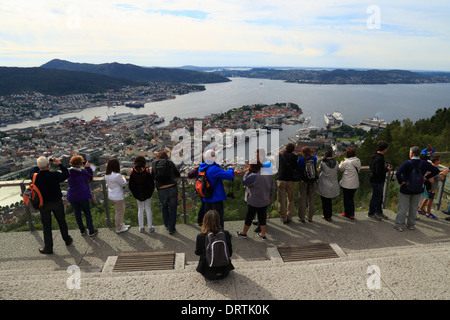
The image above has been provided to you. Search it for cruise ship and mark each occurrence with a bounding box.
[332,111,344,123]
[324,113,335,126]
[360,116,386,129]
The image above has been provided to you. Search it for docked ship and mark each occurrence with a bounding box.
[125,101,145,108]
[154,117,165,124]
[332,111,344,124]
[107,112,133,121]
[324,113,335,126]
[360,116,387,129]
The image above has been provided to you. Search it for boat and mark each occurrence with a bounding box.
[296,127,310,137]
[107,112,133,121]
[332,111,344,122]
[360,116,386,128]
[154,117,165,124]
[324,113,335,126]
[264,124,283,130]
[125,101,144,108]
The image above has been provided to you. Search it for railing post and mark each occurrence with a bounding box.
[382,171,393,209]
[435,175,446,211]
[181,174,187,224]
[101,178,112,228]
[19,180,34,231]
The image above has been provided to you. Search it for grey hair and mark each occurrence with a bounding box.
[36,156,49,169]
[410,146,421,157]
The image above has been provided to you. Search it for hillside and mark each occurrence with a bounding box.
[0,67,144,96]
[41,59,230,84]
[213,68,450,84]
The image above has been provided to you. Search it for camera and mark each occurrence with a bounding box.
[227,192,235,199]
[49,157,54,162]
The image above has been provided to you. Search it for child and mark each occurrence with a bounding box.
[105,158,129,233]
[129,156,155,233]
[417,155,450,218]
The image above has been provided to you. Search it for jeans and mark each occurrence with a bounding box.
[277,180,295,222]
[298,180,317,221]
[342,187,356,217]
[70,200,95,233]
[157,186,178,233]
[368,183,384,216]
[39,199,70,249]
[395,192,421,228]
[205,201,224,229]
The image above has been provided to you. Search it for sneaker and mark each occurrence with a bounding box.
[139,227,145,233]
[116,225,129,234]
[39,247,53,254]
[257,233,267,240]
[394,225,404,232]
[254,226,261,233]
[407,225,415,230]
[425,213,437,219]
[236,231,247,239]
[89,229,98,237]
[441,210,450,215]
[148,226,155,233]
[80,229,87,236]
[376,212,389,220]
[168,229,176,235]
[368,214,381,221]
[417,209,426,215]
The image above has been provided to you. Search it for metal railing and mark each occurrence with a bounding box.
[0,167,448,231]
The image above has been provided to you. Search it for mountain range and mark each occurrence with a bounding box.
[41,59,230,84]
[0,59,230,96]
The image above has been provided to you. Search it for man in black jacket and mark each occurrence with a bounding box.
[31,156,71,254]
[368,141,392,220]
[277,143,298,224]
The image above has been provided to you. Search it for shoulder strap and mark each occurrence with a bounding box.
[32,172,38,184]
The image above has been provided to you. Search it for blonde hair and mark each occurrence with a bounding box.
[201,210,222,234]
[70,155,84,167]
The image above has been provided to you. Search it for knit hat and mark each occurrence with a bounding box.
[204,149,216,164]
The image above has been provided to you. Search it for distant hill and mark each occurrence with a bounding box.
[213,68,450,84]
[0,67,143,96]
[41,59,230,84]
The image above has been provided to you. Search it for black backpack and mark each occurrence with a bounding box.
[302,157,318,183]
[205,231,230,267]
[153,159,171,181]
[404,160,424,194]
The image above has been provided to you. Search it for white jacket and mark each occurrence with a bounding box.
[339,157,361,189]
[105,172,127,201]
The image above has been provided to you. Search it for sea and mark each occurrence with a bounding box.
[1,77,450,206]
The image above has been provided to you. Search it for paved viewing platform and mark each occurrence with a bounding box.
[1,209,449,303]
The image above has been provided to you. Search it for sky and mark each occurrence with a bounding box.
[1,0,450,71]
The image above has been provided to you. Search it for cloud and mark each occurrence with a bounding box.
[0,0,449,70]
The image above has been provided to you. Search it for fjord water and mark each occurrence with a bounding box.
[3,77,450,131]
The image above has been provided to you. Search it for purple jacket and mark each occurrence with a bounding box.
[67,167,93,203]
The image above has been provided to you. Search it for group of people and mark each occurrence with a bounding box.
[30,140,449,281]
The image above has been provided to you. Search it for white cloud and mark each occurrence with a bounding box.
[0,0,449,70]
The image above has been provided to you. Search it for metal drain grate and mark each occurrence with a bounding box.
[113,251,175,272]
[277,243,339,262]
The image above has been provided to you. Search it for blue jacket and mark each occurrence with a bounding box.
[198,162,234,202]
